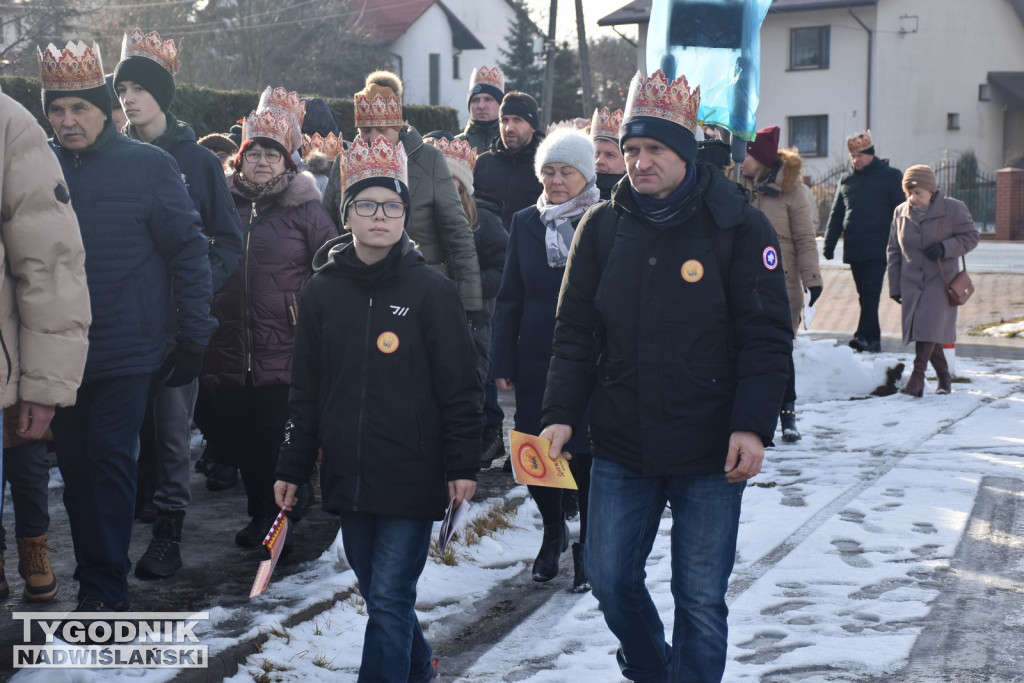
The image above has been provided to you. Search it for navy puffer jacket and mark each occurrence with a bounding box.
[50,121,216,383]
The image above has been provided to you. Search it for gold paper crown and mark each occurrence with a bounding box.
[37,41,106,92]
[847,130,873,153]
[257,86,305,151]
[354,84,403,129]
[242,108,294,150]
[546,118,589,134]
[120,28,181,75]
[591,107,624,141]
[470,65,505,91]
[302,133,343,160]
[344,135,408,189]
[623,70,699,133]
[434,137,476,174]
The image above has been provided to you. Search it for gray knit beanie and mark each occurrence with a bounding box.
[534,128,596,183]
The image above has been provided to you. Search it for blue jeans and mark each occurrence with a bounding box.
[52,374,151,607]
[587,458,745,683]
[340,512,437,683]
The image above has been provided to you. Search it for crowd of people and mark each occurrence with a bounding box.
[0,26,979,683]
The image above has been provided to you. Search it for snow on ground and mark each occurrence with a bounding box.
[974,320,1024,338]
[14,337,1024,682]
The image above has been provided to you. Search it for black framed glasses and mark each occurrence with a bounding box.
[353,200,406,218]
[244,149,283,164]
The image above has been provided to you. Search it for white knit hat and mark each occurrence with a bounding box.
[534,128,596,183]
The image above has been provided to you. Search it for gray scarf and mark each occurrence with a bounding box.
[536,182,601,268]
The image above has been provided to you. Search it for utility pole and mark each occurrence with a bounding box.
[575,0,593,115]
[540,0,557,129]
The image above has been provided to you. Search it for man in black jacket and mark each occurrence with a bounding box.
[823,131,904,352]
[473,91,545,231]
[539,70,792,682]
[113,28,244,579]
[472,91,545,464]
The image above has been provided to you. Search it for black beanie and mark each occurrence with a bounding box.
[619,115,697,165]
[43,84,112,120]
[341,177,412,228]
[468,82,504,110]
[499,92,540,131]
[113,55,175,111]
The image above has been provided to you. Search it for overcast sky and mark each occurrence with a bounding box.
[524,0,640,42]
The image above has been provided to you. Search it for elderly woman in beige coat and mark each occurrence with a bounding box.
[887,165,979,397]
[741,125,823,442]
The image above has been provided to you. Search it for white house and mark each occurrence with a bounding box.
[356,0,543,126]
[599,0,1024,176]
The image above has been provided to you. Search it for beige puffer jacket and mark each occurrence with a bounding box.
[0,91,90,409]
[743,148,823,332]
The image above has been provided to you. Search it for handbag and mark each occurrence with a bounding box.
[933,219,974,306]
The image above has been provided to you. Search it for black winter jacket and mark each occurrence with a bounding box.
[824,157,905,263]
[127,113,243,293]
[276,233,483,520]
[541,165,793,476]
[50,121,217,383]
[473,133,545,230]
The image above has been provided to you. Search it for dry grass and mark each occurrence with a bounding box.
[968,316,1024,338]
[427,498,520,566]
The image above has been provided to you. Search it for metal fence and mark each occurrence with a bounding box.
[808,156,996,235]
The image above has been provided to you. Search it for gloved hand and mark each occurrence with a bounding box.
[891,294,902,305]
[160,341,207,387]
[807,286,822,307]
[922,242,945,260]
[823,245,835,260]
[467,310,487,332]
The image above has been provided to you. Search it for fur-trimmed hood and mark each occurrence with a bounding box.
[227,170,323,207]
[775,148,804,194]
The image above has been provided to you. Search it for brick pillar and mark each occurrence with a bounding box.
[995,167,1024,241]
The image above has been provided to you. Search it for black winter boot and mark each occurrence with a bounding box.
[780,402,801,443]
[571,542,590,593]
[135,511,184,579]
[532,521,569,582]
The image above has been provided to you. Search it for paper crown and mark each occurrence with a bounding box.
[546,118,589,134]
[847,130,873,153]
[354,84,403,129]
[591,107,624,141]
[302,132,343,160]
[623,70,699,133]
[120,28,181,75]
[470,65,504,92]
[37,41,106,92]
[256,86,304,151]
[434,136,476,173]
[344,135,408,189]
[242,108,294,150]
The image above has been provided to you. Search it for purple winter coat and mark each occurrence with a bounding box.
[202,171,338,388]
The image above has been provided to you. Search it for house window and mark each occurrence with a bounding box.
[453,53,461,80]
[947,113,960,130]
[429,53,440,106]
[790,26,830,69]
[788,115,828,157]
[979,84,991,101]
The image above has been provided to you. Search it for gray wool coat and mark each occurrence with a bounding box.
[886,190,979,345]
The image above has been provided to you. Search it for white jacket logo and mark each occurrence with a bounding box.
[390,305,410,316]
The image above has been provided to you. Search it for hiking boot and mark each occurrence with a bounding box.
[780,402,801,443]
[0,554,8,600]
[16,535,58,601]
[135,511,184,579]
[59,595,130,644]
[235,514,275,548]
[480,425,506,468]
[206,462,238,491]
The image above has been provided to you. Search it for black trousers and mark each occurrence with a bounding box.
[849,259,886,344]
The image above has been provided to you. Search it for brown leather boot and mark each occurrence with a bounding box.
[17,535,58,602]
[900,342,932,397]
[930,345,952,394]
